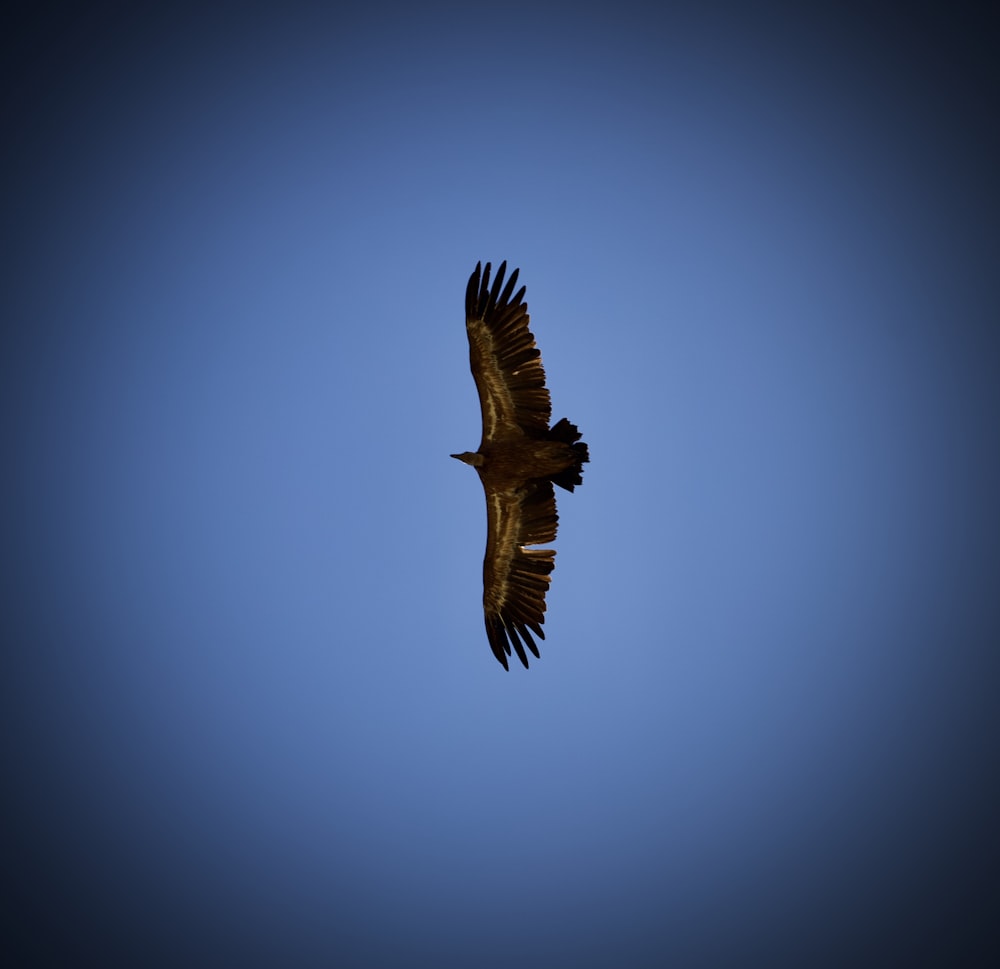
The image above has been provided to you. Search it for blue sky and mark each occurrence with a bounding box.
[3,3,998,966]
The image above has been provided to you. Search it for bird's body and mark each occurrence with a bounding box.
[452,261,588,669]
[454,437,580,484]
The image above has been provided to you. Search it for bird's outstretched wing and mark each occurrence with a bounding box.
[465,261,551,445]
[481,478,558,669]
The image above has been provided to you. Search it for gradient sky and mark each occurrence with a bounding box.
[3,3,998,966]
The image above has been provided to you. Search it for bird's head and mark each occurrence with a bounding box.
[450,451,484,467]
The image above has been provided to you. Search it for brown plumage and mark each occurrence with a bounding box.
[451,261,589,669]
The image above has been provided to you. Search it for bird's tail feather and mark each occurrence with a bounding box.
[548,418,589,492]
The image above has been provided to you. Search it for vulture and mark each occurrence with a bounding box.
[452,261,589,669]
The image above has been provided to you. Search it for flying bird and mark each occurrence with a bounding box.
[452,261,589,669]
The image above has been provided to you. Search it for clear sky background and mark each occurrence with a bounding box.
[3,3,998,966]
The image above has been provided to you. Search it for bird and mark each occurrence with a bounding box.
[452,261,589,669]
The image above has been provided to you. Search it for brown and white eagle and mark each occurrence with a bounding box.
[452,261,589,669]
